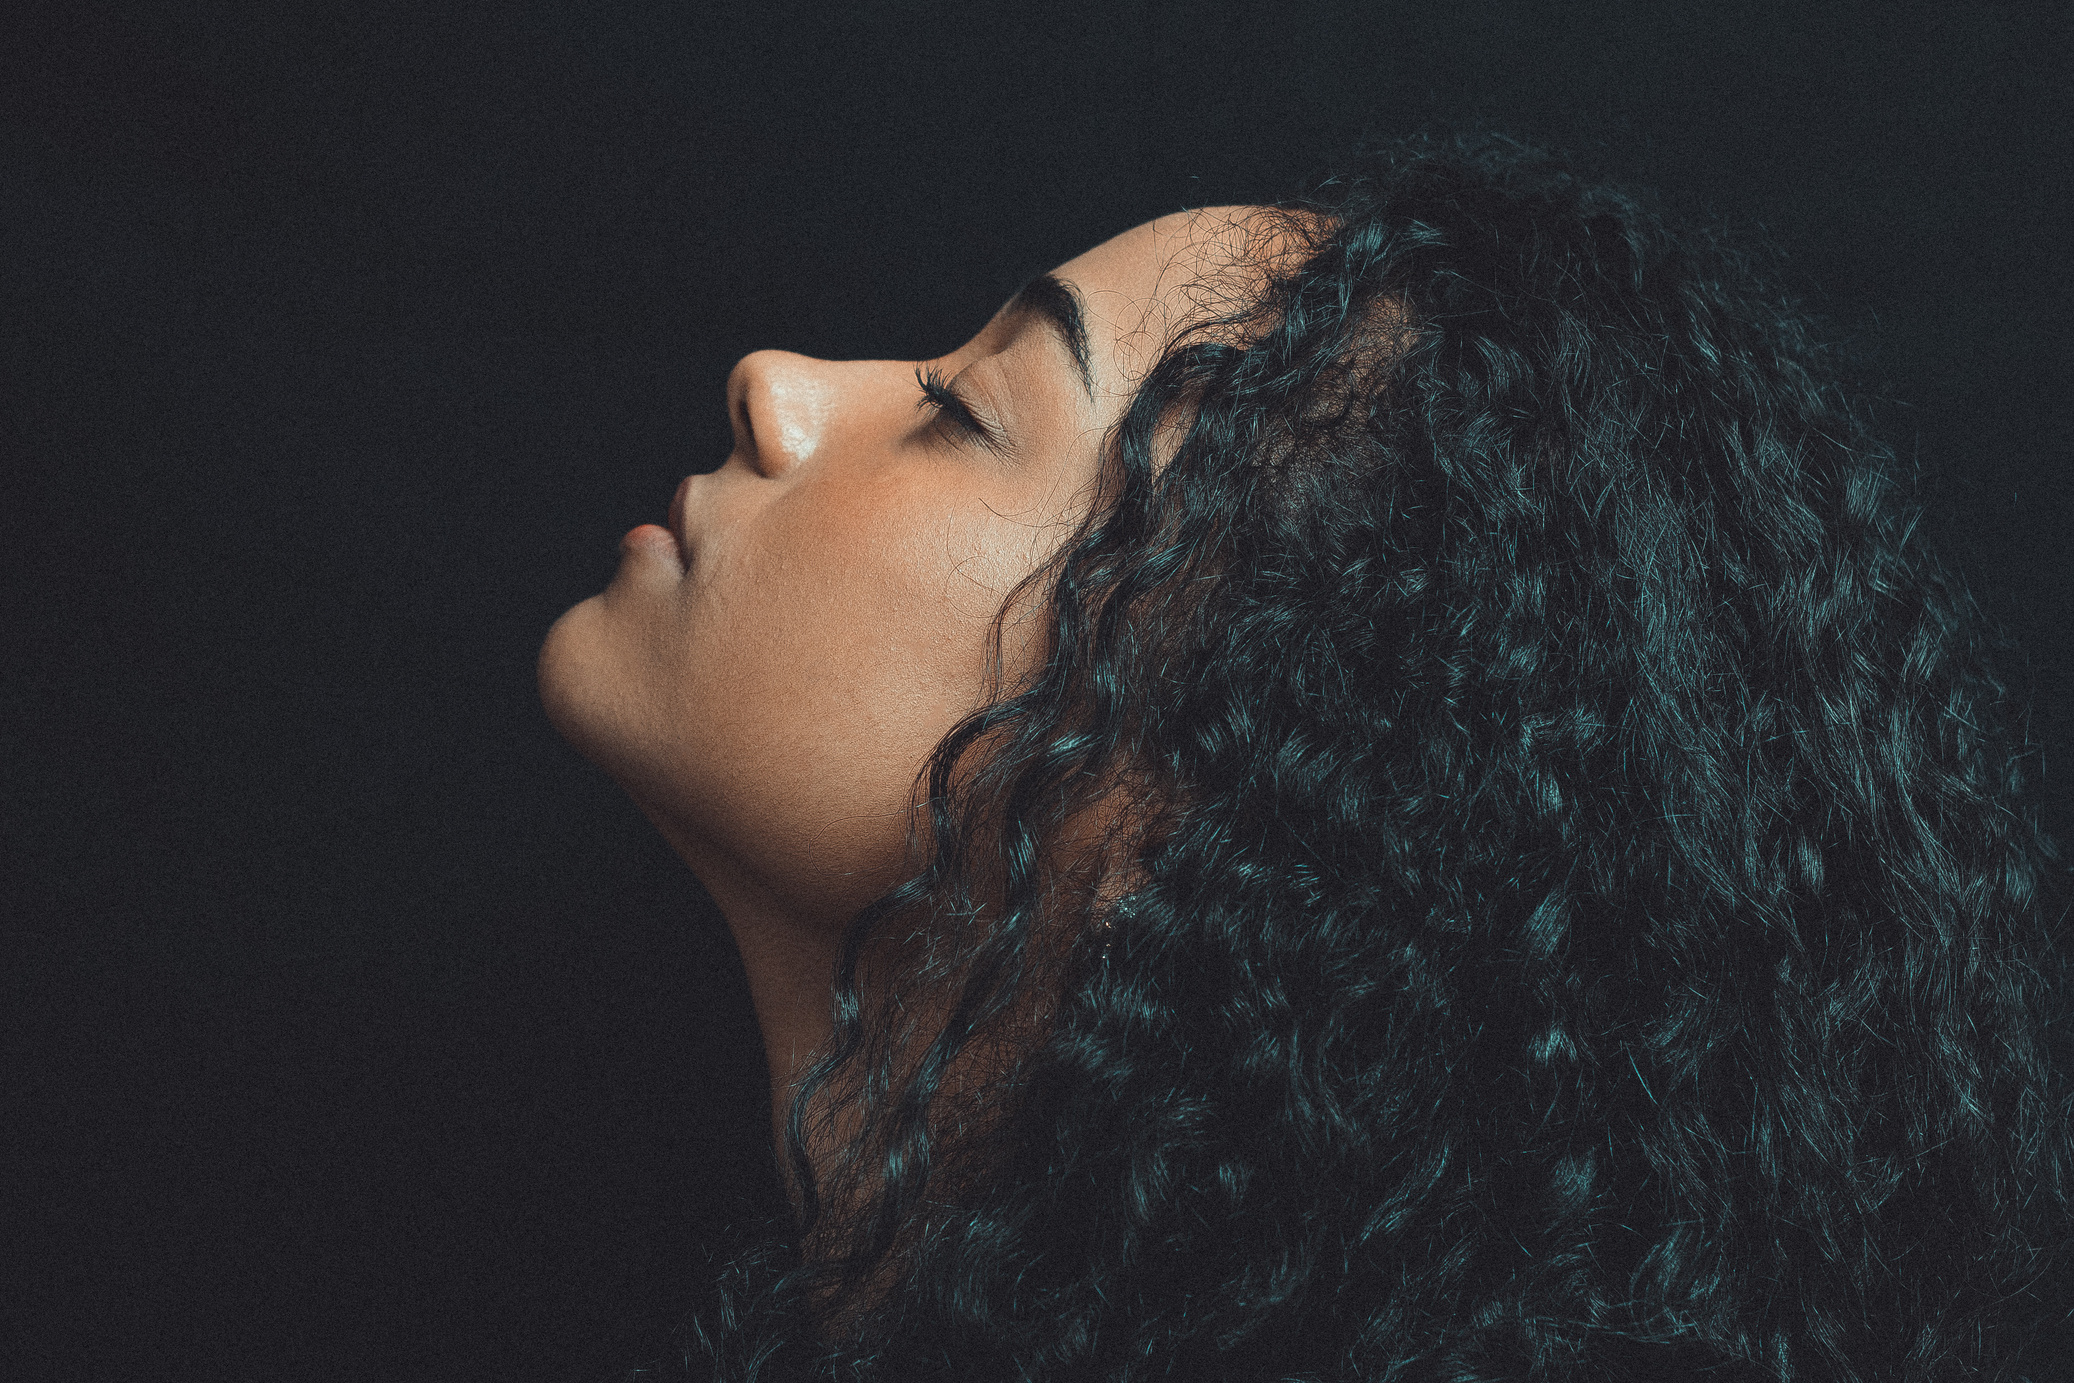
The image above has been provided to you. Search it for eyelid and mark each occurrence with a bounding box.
[914,364,1010,457]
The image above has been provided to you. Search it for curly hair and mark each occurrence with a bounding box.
[630,132,2074,1383]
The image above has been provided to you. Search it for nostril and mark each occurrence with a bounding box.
[732,385,756,453]
[724,354,760,462]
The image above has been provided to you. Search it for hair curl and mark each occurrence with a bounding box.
[628,132,2074,1383]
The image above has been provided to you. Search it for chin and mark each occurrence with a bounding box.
[536,594,618,766]
[538,594,690,837]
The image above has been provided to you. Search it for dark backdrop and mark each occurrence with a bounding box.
[4,2,2068,1380]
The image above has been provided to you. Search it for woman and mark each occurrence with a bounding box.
[539,133,2072,1381]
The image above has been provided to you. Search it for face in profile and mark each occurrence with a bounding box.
[537,208,1276,982]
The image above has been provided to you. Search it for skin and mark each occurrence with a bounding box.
[537,205,1282,1214]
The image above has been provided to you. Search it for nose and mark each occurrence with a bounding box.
[726,349,842,478]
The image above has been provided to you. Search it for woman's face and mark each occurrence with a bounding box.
[538,207,1271,946]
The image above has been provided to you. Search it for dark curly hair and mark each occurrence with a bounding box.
[626,132,2074,1382]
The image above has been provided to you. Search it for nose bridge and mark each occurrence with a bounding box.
[729,349,845,475]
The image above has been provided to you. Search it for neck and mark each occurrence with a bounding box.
[666,843,922,1226]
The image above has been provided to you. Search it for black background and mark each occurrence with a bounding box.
[4,2,2068,1380]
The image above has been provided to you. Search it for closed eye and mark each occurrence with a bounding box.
[915,365,1005,455]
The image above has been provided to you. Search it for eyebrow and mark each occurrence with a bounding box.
[1004,272,1094,401]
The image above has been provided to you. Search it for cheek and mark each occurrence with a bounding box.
[755,476,1050,698]
[626,514,986,896]
[715,521,1001,760]
[559,468,1071,926]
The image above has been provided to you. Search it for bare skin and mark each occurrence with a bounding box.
[537,205,1284,1214]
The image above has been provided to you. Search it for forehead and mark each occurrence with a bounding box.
[1050,205,1287,390]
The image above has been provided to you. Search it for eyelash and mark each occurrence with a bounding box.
[915,365,1004,453]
